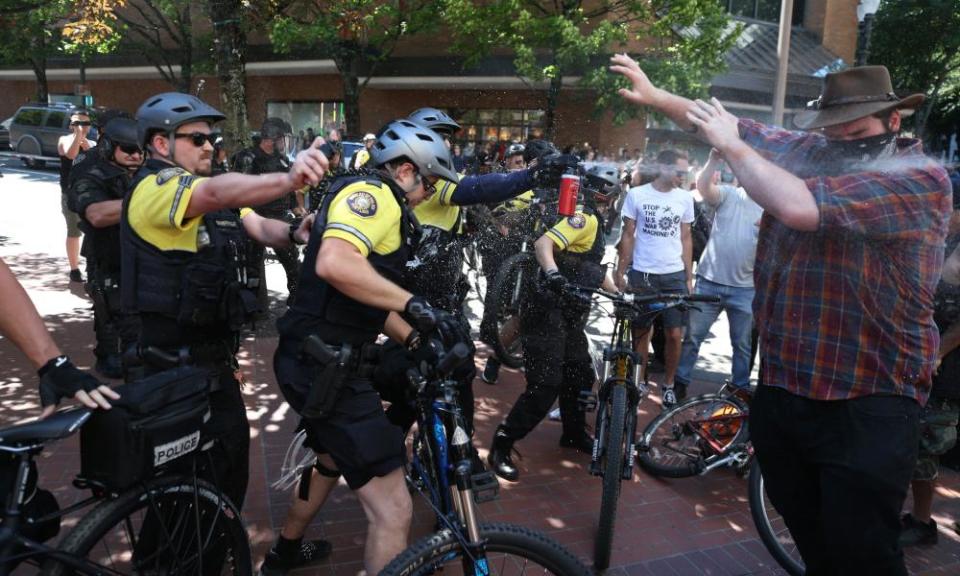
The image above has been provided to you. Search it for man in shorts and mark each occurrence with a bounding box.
[614,149,694,408]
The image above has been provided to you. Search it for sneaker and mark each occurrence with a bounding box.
[661,387,678,410]
[259,539,333,576]
[69,269,83,283]
[899,513,937,547]
[548,407,561,421]
[481,358,501,384]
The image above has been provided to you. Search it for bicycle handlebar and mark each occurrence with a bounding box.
[564,285,721,307]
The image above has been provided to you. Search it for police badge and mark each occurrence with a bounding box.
[347,191,378,217]
[568,214,586,229]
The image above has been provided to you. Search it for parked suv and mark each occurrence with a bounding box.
[9,102,80,168]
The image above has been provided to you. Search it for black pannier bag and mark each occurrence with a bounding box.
[79,366,212,492]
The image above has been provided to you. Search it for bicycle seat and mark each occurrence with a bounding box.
[0,408,91,447]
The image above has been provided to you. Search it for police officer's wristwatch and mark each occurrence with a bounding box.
[288,223,306,245]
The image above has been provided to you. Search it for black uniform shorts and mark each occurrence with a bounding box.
[274,344,405,490]
[627,270,688,329]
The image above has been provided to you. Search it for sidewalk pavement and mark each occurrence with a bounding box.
[2,160,959,575]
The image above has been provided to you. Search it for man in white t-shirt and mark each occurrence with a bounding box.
[676,148,764,397]
[615,149,694,408]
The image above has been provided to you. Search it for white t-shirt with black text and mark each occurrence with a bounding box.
[621,183,695,274]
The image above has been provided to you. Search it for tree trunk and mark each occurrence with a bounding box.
[338,52,362,138]
[543,72,563,141]
[178,5,193,93]
[30,58,48,103]
[205,0,249,151]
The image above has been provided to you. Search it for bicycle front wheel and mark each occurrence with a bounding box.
[42,475,251,576]
[489,252,534,369]
[747,460,804,576]
[379,522,590,576]
[594,385,627,571]
[637,394,748,478]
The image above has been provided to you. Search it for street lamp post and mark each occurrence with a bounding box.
[855,0,881,66]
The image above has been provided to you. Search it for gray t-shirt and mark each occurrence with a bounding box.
[696,185,764,288]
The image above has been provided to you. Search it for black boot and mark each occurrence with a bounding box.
[559,431,594,455]
[488,428,519,482]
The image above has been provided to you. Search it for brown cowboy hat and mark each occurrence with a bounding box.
[793,65,925,130]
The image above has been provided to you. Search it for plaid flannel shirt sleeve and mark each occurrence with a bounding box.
[809,167,951,241]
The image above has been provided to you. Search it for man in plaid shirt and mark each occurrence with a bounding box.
[611,54,952,574]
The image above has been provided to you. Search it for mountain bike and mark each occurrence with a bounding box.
[0,403,250,575]
[565,285,720,570]
[379,343,590,576]
[636,383,804,575]
[485,191,557,368]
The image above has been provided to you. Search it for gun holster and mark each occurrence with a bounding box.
[299,336,353,420]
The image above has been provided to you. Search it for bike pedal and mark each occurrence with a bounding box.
[471,470,500,503]
[578,391,598,412]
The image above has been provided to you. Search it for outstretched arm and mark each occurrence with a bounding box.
[449,169,535,206]
[608,53,698,132]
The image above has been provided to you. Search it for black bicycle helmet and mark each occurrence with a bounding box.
[407,107,461,136]
[370,119,459,183]
[260,117,290,139]
[505,142,526,158]
[136,92,226,147]
[585,165,619,204]
[523,139,559,164]
[102,117,140,148]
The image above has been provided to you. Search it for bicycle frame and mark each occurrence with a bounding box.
[0,447,105,576]
[406,371,493,576]
[591,302,645,480]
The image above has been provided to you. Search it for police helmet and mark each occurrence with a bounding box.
[523,139,559,164]
[506,142,526,158]
[99,117,141,160]
[585,165,619,204]
[261,117,289,139]
[370,119,459,184]
[136,92,226,148]
[407,108,461,136]
[363,132,376,142]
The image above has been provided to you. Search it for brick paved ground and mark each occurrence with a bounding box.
[3,160,960,575]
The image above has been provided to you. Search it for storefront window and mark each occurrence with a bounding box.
[266,101,346,140]
[451,107,545,147]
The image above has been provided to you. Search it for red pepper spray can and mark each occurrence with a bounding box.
[558,172,580,217]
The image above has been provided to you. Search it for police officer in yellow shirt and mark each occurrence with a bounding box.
[269,119,466,576]
[489,166,620,481]
[122,92,328,512]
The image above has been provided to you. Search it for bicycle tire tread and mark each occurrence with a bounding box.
[595,385,627,570]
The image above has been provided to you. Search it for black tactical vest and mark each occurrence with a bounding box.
[404,224,465,313]
[235,146,292,218]
[121,160,260,349]
[74,157,130,274]
[283,175,417,346]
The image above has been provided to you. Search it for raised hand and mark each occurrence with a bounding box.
[685,98,742,154]
[609,53,659,107]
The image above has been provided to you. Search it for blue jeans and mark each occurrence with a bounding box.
[675,277,755,388]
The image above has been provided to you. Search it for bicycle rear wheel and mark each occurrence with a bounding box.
[637,394,747,478]
[489,252,534,369]
[42,475,251,576]
[594,385,627,571]
[747,460,804,576]
[379,522,590,576]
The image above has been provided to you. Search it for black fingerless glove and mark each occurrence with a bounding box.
[533,154,581,187]
[38,355,101,407]
[544,269,569,295]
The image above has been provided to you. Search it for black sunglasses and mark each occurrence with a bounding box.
[173,132,218,147]
[70,120,92,127]
[118,143,143,155]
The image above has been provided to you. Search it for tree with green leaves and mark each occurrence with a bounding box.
[270,0,440,136]
[443,0,738,138]
[0,2,68,102]
[869,0,960,142]
[203,0,250,151]
[111,0,200,93]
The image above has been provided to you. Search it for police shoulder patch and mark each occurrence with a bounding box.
[347,190,378,217]
[156,167,186,185]
[568,214,586,229]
